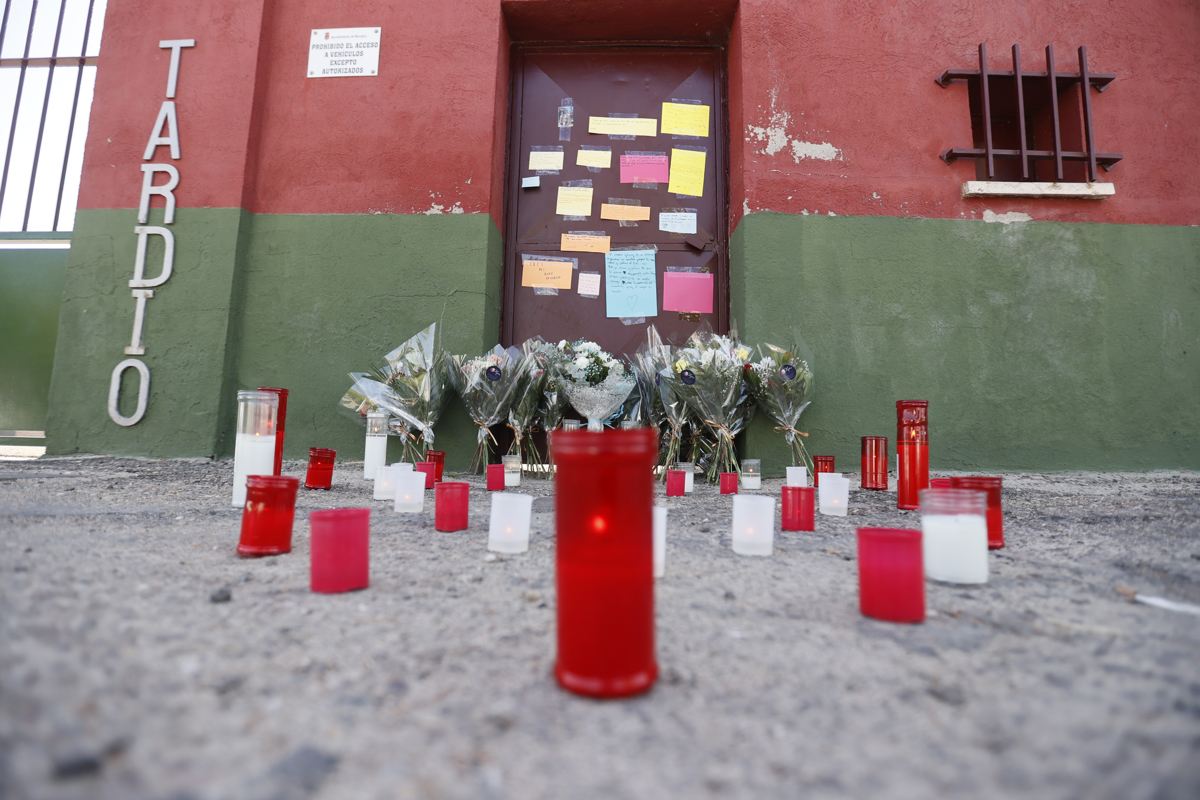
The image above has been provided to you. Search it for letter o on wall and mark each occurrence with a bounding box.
[108,359,151,426]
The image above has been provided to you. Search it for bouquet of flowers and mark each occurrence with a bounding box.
[555,338,636,431]
[448,345,525,472]
[661,322,755,483]
[632,325,692,477]
[745,328,816,475]
[506,340,549,475]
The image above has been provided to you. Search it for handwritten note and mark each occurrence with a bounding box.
[668,148,706,196]
[601,203,651,221]
[588,116,658,137]
[619,153,669,184]
[561,233,610,253]
[662,271,714,313]
[521,259,574,290]
[605,250,658,318]
[578,271,601,297]
[528,150,564,171]
[555,186,593,216]
[661,102,710,137]
[659,211,697,234]
[577,148,612,168]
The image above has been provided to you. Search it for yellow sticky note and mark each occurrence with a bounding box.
[528,150,564,171]
[555,186,593,216]
[668,148,706,197]
[521,259,573,289]
[587,116,658,137]
[600,203,651,221]
[577,149,612,168]
[661,102,710,137]
[561,233,611,253]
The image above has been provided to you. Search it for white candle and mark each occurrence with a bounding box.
[818,473,850,516]
[393,472,426,513]
[502,455,522,487]
[678,462,695,493]
[786,466,808,487]
[487,492,533,553]
[373,464,400,500]
[731,495,775,556]
[364,434,387,480]
[922,513,989,584]
[232,432,276,507]
[741,459,762,490]
[653,506,667,578]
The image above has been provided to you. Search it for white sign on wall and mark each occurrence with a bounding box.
[308,28,380,78]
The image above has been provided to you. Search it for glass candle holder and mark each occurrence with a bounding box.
[426,450,446,482]
[502,454,522,487]
[363,412,388,481]
[487,463,505,491]
[562,419,582,432]
[553,427,658,698]
[621,420,637,430]
[951,476,1004,549]
[856,527,925,623]
[232,390,279,507]
[677,462,695,493]
[897,400,929,510]
[861,436,889,490]
[393,472,425,513]
[488,492,533,553]
[930,478,952,488]
[309,508,370,593]
[731,495,775,556]
[304,447,336,490]
[415,461,436,488]
[781,486,815,531]
[818,473,851,516]
[719,472,738,494]
[435,481,469,532]
[665,470,685,497]
[256,387,288,476]
[813,455,835,487]
[786,466,809,487]
[920,488,988,584]
[741,459,762,490]
[237,475,300,556]
[653,506,667,578]
[373,464,401,501]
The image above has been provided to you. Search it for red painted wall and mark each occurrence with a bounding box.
[79,0,1200,229]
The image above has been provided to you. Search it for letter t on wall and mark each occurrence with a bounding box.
[158,39,196,98]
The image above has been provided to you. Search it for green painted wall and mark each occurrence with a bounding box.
[0,245,69,443]
[731,212,1200,475]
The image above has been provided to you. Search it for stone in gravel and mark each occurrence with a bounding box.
[209,586,232,603]
[245,746,339,800]
[698,526,711,532]
[51,752,103,780]
[928,683,967,707]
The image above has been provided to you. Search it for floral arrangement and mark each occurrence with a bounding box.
[506,340,548,474]
[633,326,693,477]
[554,338,636,431]
[745,329,816,475]
[448,345,525,472]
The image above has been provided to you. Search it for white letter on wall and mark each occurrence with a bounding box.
[108,359,151,426]
[158,39,196,99]
[125,289,155,355]
[138,164,179,224]
[129,226,175,288]
[143,101,181,160]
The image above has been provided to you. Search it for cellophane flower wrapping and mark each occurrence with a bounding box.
[661,322,755,483]
[633,325,692,479]
[363,322,450,463]
[449,345,525,472]
[745,328,816,475]
[507,340,548,475]
[527,340,573,476]
[556,339,636,431]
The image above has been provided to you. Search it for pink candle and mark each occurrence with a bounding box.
[487,463,505,491]
[309,508,370,593]
[666,470,686,497]
[781,486,815,531]
[719,472,738,494]
[435,481,469,532]
[856,527,924,623]
[415,461,436,488]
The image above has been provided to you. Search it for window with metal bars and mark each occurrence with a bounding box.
[938,44,1121,187]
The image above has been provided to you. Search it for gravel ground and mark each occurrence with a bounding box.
[1,456,1198,800]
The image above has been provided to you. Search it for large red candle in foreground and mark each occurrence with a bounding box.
[856,527,924,623]
[896,400,929,510]
[951,476,1004,549]
[553,427,658,698]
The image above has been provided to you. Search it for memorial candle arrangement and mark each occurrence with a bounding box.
[237,475,300,556]
[363,411,388,481]
[818,473,850,516]
[487,492,533,553]
[731,495,775,556]
[896,400,929,510]
[920,488,988,584]
[309,508,370,593]
[257,387,288,475]
[856,527,924,623]
[393,472,425,513]
[435,482,470,532]
[231,390,279,507]
[861,436,888,490]
[741,459,762,490]
[304,447,336,490]
[951,476,1004,549]
[781,486,815,531]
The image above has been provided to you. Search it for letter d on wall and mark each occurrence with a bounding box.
[108,359,151,426]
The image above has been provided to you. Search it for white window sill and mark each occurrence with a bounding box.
[962,181,1115,200]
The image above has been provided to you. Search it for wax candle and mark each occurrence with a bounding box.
[665,470,685,497]
[373,464,401,500]
[257,387,288,475]
[487,463,505,491]
[309,508,370,593]
[920,488,988,584]
[741,459,762,490]
[426,450,446,482]
[653,506,667,578]
[415,461,436,488]
[678,462,695,493]
[813,455,835,487]
[231,390,278,507]
[562,419,582,431]
[363,412,388,480]
[731,495,775,556]
[786,466,809,487]
[304,447,336,490]
[393,472,425,513]
[237,475,299,556]
[818,473,850,516]
[553,427,658,698]
[781,486,815,531]
[487,492,533,553]
[930,478,952,488]
[719,472,738,494]
[861,436,889,490]
[857,527,924,623]
[435,481,469,532]
[897,400,929,510]
[502,455,522,487]
[951,476,1005,549]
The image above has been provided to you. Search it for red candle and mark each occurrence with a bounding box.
[237,475,299,556]
[951,476,1004,549]
[896,400,929,510]
[781,486,815,531]
[435,481,470,531]
[304,447,336,490]
[426,450,446,482]
[856,527,924,623]
[257,387,288,476]
[553,427,658,698]
[812,455,835,487]
[860,437,888,490]
[309,508,370,593]
[719,472,738,494]
[487,463,505,491]
[930,478,952,488]
[666,470,685,497]
[415,461,436,488]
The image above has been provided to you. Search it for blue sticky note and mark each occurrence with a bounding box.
[605,250,658,318]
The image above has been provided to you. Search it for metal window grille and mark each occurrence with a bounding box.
[0,0,104,232]
[938,44,1122,183]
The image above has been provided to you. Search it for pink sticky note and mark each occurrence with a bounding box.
[662,272,714,314]
[620,154,669,183]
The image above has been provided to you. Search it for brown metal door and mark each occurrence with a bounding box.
[502,46,728,357]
